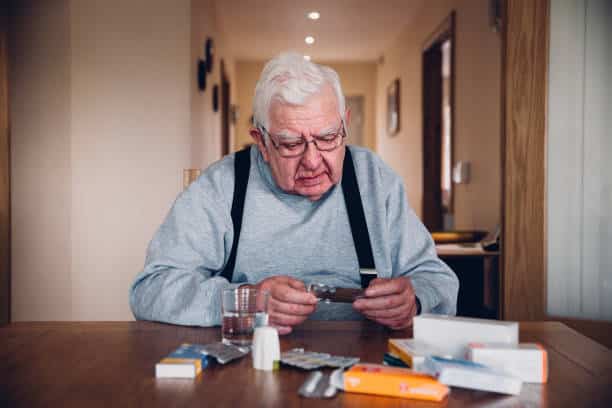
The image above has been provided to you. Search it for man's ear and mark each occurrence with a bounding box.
[250,127,269,162]
[344,107,351,128]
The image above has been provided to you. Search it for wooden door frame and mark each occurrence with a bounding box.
[422,11,455,232]
[1,3,11,325]
[502,0,612,348]
[220,59,230,156]
[501,0,549,321]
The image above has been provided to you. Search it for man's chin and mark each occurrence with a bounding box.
[295,182,332,201]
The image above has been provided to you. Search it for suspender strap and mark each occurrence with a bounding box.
[219,147,251,282]
[341,148,378,288]
[220,146,377,288]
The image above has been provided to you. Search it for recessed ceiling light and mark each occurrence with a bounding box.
[305,36,315,45]
[304,55,311,61]
[307,11,320,20]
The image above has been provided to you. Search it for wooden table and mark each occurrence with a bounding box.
[1,320,611,407]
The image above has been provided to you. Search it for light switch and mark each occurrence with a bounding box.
[452,161,470,184]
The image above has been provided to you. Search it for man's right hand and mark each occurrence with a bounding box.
[253,276,318,335]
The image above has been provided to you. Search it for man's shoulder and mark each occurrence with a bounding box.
[184,148,248,206]
[348,145,401,185]
[196,146,255,187]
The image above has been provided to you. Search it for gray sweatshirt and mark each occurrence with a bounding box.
[129,145,458,326]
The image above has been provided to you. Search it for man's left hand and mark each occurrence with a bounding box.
[352,277,418,330]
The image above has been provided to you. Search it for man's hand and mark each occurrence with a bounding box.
[254,276,318,335]
[352,277,418,330]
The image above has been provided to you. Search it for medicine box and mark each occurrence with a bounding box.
[467,343,548,383]
[388,338,452,370]
[413,314,518,358]
[155,343,210,379]
[419,356,522,396]
[342,363,449,401]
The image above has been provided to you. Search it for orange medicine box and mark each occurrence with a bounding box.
[342,363,449,401]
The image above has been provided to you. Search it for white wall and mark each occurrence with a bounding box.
[547,0,612,321]
[10,0,231,321]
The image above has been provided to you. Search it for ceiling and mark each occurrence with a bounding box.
[215,0,424,61]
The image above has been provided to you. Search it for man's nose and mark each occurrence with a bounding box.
[300,141,322,169]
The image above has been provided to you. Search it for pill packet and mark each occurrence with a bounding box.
[199,342,249,364]
[281,348,360,370]
[298,371,338,399]
[306,283,365,304]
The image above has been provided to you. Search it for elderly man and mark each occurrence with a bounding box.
[130,52,458,334]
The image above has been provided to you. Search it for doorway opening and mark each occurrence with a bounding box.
[345,95,365,146]
[422,12,455,232]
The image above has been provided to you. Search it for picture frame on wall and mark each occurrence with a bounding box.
[387,78,400,136]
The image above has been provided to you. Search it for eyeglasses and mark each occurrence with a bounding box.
[258,119,347,158]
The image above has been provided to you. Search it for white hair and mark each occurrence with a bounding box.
[252,52,346,136]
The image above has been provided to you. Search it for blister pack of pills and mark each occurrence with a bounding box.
[199,342,249,364]
[298,371,338,399]
[306,283,365,303]
[281,348,360,370]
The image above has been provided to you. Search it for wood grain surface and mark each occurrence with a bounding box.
[501,0,549,321]
[1,320,611,407]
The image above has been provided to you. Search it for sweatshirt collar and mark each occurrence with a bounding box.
[252,145,337,203]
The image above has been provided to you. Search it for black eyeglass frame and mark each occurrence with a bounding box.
[257,118,348,158]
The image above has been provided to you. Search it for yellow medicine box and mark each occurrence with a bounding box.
[342,363,449,401]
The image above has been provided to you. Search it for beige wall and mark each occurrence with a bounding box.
[234,60,377,152]
[376,0,501,232]
[10,0,232,321]
[235,61,263,150]
[191,0,236,168]
[69,0,192,320]
[9,0,73,320]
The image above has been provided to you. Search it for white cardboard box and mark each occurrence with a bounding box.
[419,356,522,396]
[413,314,519,358]
[468,343,548,383]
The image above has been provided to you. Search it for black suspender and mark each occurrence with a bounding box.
[341,148,377,288]
[219,147,251,281]
[220,146,377,288]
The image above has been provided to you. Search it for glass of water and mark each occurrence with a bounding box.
[221,287,269,347]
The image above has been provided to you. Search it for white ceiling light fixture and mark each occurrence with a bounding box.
[305,36,315,45]
[307,11,320,20]
[304,55,311,61]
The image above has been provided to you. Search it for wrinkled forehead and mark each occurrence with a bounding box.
[268,86,341,136]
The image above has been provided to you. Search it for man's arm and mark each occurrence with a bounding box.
[353,176,459,328]
[389,192,459,316]
[129,173,235,327]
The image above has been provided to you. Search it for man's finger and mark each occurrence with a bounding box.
[364,278,409,297]
[272,324,292,335]
[269,297,316,316]
[286,278,307,291]
[272,284,317,305]
[269,311,309,327]
[353,292,409,311]
[361,301,412,319]
[375,316,412,329]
